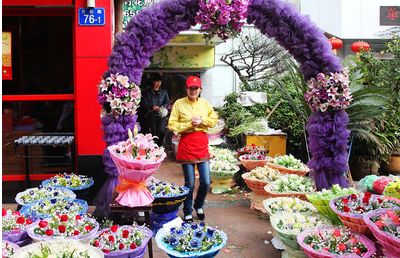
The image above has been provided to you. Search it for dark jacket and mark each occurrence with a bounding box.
[141,88,169,117]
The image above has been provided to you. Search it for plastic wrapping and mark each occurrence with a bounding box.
[372,177,394,195]
[2,240,21,257]
[2,229,30,246]
[155,227,227,258]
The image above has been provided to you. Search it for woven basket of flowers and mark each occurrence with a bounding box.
[266,155,309,176]
[264,174,315,201]
[242,166,281,195]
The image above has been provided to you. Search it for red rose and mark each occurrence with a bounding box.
[356,206,365,213]
[338,243,346,251]
[93,240,100,247]
[392,215,400,224]
[26,219,32,225]
[102,249,110,253]
[39,220,48,228]
[122,230,129,238]
[350,194,357,200]
[362,198,369,205]
[353,247,361,255]
[323,247,330,251]
[13,211,21,216]
[85,225,92,231]
[108,235,115,242]
[16,216,25,224]
[377,198,383,204]
[341,198,349,204]
[75,215,81,220]
[343,206,350,212]
[130,243,137,249]
[364,192,372,199]
[60,214,69,222]
[45,229,54,236]
[74,230,80,235]
[119,243,125,250]
[110,225,118,232]
[2,209,6,216]
[58,225,66,233]
[333,229,341,237]
[375,220,385,229]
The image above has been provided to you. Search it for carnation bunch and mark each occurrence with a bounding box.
[301,227,369,256]
[304,70,352,112]
[333,192,400,215]
[162,222,224,253]
[2,209,32,231]
[195,0,249,41]
[97,73,141,117]
[90,225,148,253]
[30,214,98,239]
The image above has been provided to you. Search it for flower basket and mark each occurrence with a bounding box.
[329,193,400,234]
[14,240,104,258]
[150,180,190,214]
[108,136,166,207]
[266,162,309,176]
[15,186,76,206]
[297,226,376,258]
[239,155,272,171]
[363,208,400,258]
[242,166,281,195]
[155,222,227,258]
[270,213,329,250]
[264,174,315,201]
[2,209,33,246]
[264,185,310,201]
[263,197,317,217]
[19,197,88,220]
[2,240,21,257]
[210,170,238,194]
[91,225,152,258]
[26,214,99,243]
[242,173,270,195]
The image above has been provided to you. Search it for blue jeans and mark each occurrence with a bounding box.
[182,161,211,216]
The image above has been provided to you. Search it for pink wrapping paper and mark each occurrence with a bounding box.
[108,146,166,207]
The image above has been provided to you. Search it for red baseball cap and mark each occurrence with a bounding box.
[186,76,202,88]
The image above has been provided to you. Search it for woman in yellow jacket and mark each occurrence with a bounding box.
[168,76,218,222]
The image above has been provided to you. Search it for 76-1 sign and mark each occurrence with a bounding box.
[78,8,106,26]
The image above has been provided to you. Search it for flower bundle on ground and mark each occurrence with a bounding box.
[299,227,371,257]
[29,214,98,240]
[332,192,400,215]
[15,186,76,206]
[195,0,249,41]
[90,225,149,253]
[97,73,141,117]
[162,222,224,253]
[263,197,317,216]
[42,173,94,190]
[304,70,352,112]
[2,209,32,232]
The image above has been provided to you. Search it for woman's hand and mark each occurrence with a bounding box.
[191,116,202,127]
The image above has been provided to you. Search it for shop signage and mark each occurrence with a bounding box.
[122,0,155,28]
[78,8,105,26]
[380,6,400,26]
[2,32,12,80]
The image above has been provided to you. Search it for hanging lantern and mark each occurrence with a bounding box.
[351,41,370,53]
[328,37,343,50]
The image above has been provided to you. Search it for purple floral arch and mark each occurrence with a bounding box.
[94,0,349,213]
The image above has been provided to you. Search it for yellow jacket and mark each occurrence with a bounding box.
[168,97,218,134]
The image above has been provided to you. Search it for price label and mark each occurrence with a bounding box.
[78,8,105,26]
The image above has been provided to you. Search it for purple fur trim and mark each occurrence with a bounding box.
[306,110,350,190]
[247,0,342,80]
[107,0,199,84]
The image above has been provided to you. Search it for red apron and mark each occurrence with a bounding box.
[176,131,210,163]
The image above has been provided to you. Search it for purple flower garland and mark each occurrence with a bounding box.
[247,0,349,189]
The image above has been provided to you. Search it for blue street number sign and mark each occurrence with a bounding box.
[78,8,105,26]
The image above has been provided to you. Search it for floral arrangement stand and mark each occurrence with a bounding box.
[13,239,104,258]
[155,222,227,258]
[2,209,32,247]
[297,226,376,258]
[91,225,152,258]
[26,214,99,244]
[363,208,400,258]
[2,240,21,257]
[329,193,400,235]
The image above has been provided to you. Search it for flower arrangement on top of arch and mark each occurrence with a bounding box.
[304,69,352,112]
[195,0,249,42]
[97,73,141,117]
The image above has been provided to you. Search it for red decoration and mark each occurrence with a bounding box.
[329,37,343,50]
[351,41,370,53]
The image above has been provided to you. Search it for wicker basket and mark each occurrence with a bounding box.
[239,156,273,171]
[242,172,270,195]
[264,184,310,201]
[266,162,309,176]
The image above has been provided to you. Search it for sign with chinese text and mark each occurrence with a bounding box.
[78,8,105,26]
[2,32,12,80]
[122,0,155,28]
[380,6,400,26]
